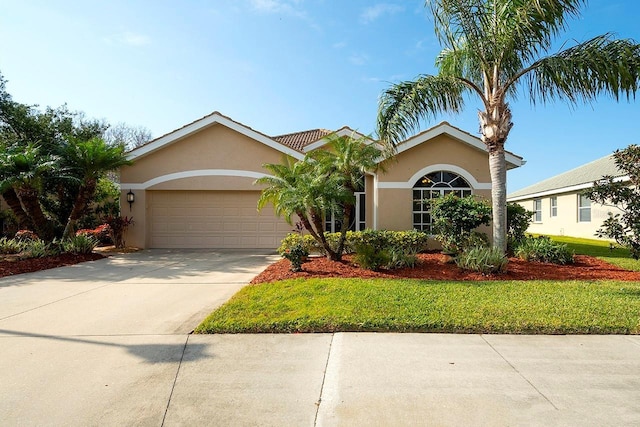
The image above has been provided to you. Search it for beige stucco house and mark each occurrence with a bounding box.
[507,154,625,239]
[119,111,524,249]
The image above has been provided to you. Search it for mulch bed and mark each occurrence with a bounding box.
[0,253,105,278]
[251,252,640,284]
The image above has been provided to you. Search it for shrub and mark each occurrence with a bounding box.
[278,233,317,255]
[0,237,25,254]
[22,239,52,258]
[76,224,112,245]
[387,247,419,269]
[456,246,508,274]
[353,244,390,271]
[515,236,574,265]
[507,203,533,253]
[281,243,309,272]
[14,230,39,242]
[63,234,99,254]
[105,216,133,248]
[429,194,491,254]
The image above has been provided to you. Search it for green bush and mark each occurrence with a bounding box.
[429,194,492,254]
[456,246,508,274]
[387,247,419,269]
[515,236,574,265]
[22,239,53,258]
[353,244,390,271]
[62,234,99,254]
[507,203,533,253]
[0,237,25,254]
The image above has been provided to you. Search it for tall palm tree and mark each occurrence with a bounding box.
[377,0,640,252]
[62,137,132,238]
[256,155,349,260]
[309,133,383,256]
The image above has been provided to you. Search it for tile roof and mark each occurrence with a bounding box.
[507,153,623,200]
[272,129,333,151]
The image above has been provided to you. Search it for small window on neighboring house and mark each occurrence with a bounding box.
[533,199,542,222]
[550,197,558,217]
[578,194,591,222]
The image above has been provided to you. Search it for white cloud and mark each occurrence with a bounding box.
[333,41,347,49]
[349,53,369,66]
[360,3,404,24]
[249,0,306,18]
[103,32,151,47]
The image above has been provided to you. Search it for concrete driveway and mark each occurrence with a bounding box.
[1,250,640,426]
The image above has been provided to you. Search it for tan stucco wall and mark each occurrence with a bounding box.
[121,123,289,185]
[513,192,622,239]
[380,134,490,184]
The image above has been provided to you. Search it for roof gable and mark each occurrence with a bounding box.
[127,111,304,161]
[395,121,524,169]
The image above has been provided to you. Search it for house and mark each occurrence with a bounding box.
[119,111,524,249]
[507,154,625,239]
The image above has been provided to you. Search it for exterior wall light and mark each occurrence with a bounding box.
[126,190,135,211]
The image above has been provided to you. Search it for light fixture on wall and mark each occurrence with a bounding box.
[126,190,135,211]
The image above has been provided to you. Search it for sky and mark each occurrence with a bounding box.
[0,0,639,192]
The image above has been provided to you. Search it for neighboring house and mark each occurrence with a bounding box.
[507,154,625,239]
[119,111,524,249]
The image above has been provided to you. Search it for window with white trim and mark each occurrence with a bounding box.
[412,171,472,232]
[578,194,591,222]
[533,199,542,222]
[550,196,558,217]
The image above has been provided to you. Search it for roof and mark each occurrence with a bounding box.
[507,153,624,201]
[273,129,333,151]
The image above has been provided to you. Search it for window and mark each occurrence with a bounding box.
[412,171,472,232]
[550,197,557,217]
[533,199,542,222]
[578,194,591,222]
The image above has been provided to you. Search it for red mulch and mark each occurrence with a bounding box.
[0,253,105,278]
[251,252,640,284]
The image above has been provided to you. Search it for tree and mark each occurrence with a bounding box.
[256,155,350,261]
[61,137,132,238]
[103,122,152,150]
[308,133,382,257]
[377,0,640,253]
[584,145,640,259]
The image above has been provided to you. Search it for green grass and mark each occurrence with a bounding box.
[543,235,640,271]
[195,278,640,334]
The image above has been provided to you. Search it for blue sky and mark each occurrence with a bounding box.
[0,0,638,192]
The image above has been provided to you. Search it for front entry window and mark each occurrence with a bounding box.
[412,171,472,232]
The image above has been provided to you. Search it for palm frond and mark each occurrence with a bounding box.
[524,35,640,105]
[377,75,467,147]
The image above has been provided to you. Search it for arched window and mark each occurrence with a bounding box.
[412,171,472,232]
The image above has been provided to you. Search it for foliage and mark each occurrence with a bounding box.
[280,243,309,272]
[76,223,112,245]
[584,145,640,259]
[386,246,419,269]
[14,229,39,242]
[353,244,391,271]
[544,234,640,272]
[105,216,133,248]
[429,194,491,254]
[195,277,640,334]
[507,203,533,253]
[62,234,99,254]
[22,239,53,258]
[376,0,640,253]
[515,236,574,265]
[456,246,508,274]
[0,236,24,254]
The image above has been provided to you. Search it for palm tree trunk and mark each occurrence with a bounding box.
[63,179,97,239]
[488,149,507,253]
[16,186,54,241]
[1,187,34,230]
[335,203,353,261]
[309,209,338,260]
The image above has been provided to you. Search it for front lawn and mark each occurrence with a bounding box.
[195,278,640,334]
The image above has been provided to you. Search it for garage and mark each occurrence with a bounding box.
[148,190,291,249]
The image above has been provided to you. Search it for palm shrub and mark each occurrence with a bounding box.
[515,236,574,265]
[456,246,508,274]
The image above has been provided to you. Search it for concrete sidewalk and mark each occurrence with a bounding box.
[1,251,639,426]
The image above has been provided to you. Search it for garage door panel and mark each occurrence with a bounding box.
[148,191,289,249]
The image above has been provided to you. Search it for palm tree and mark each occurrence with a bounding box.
[61,137,132,238]
[377,0,640,252]
[309,133,382,256]
[0,143,60,240]
[256,155,349,260]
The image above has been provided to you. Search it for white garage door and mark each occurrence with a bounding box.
[148,191,291,249]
